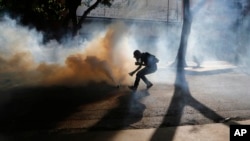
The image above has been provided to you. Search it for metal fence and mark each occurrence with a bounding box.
[77,0,182,22]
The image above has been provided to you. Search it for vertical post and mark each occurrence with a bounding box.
[167,0,170,22]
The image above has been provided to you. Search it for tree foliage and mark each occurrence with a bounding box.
[33,0,66,21]
[0,0,113,40]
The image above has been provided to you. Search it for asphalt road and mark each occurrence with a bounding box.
[0,63,250,134]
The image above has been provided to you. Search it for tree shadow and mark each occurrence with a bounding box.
[46,90,150,141]
[91,90,149,130]
[150,66,240,141]
[0,83,123,133]
[0,84,150,141]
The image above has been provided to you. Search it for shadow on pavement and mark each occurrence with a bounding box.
[150,66,240,141]
[88,90,149,131]
[0,83,121,133]
[47,90,149,141]
[0,84,150,141]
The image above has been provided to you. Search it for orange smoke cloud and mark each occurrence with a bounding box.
[0,22,135,88]
[0,52,35,72]
[36,22,134,86]
[0,21,134,86]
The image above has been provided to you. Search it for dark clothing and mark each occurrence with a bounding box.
[138,52,159,67]
[134,64,157,87]
[133,52,158,88]
[140,53,150,66]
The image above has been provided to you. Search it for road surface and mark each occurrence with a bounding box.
[0,61,250,134]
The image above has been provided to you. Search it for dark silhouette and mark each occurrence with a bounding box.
[128,50,159,91]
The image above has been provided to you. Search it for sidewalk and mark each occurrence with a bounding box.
[2,120,249,141]
[63,120,249,141]
[58,120,249,141]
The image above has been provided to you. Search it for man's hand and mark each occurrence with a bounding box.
[135,62,141,65]
[129,71,135,76]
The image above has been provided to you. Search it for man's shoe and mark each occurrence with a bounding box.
[146,83,153,89]
[128,86,137,91]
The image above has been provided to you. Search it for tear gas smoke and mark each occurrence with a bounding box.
[1,0,250,88]
[187,0,250,69]
[0,17,135,87]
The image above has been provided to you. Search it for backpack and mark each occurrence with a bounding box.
[151,55,159,64]
[146,53,159,64]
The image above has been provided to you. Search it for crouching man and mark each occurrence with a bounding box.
[128,50,159,91]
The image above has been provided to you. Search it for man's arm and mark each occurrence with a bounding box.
[129,63,142,76]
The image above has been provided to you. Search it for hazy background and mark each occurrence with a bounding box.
[0,0,249,88]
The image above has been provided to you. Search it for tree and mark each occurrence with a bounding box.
[0,0,114,40]
[63,0,82,36]
[173,0,207,69]
[175,0,192,70]
[73,0,113,36]
[0,0,66,41]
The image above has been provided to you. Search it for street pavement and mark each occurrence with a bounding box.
[0,61,250,141]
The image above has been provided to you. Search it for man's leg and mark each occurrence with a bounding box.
[129,66,157,90]
[131,73,141,90]
[140,74,151,86]
[128,69,147,90]
[136,67,156,87]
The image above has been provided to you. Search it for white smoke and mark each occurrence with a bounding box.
[1,0,250,89]
[0,16,137,88]
[186,0,250,70]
